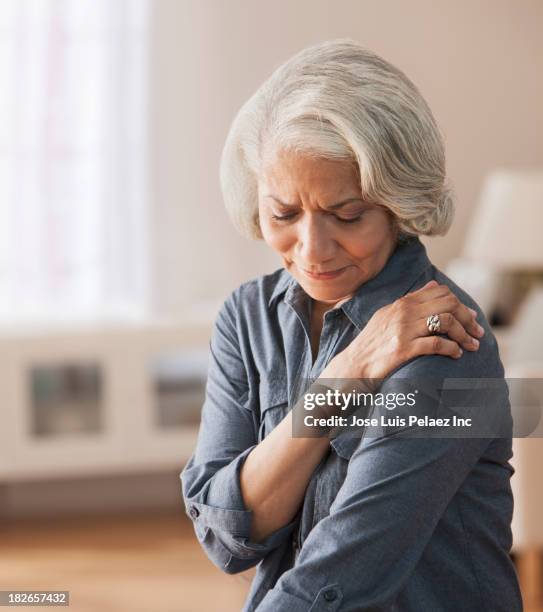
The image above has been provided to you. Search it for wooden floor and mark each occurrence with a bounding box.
[1,512,541,612]
[0,512,252,612]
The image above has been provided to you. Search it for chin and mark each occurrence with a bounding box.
[299,280,354,303]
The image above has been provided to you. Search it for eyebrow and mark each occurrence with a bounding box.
[265,195,366,210]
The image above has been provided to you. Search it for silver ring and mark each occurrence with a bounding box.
[426,314,441,334]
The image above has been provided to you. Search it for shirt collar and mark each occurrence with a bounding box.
[267,237,432,329]
[267,268,296,308]
[340,236,433,330]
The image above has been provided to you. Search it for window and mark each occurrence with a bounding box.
[0,0,149,323]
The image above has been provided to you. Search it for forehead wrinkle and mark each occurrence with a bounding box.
[259,152,363,211]
[264,194,365,210]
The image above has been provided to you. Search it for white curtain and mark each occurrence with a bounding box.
[0,0,149,323]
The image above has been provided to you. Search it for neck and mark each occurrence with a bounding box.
[312,294,352,318]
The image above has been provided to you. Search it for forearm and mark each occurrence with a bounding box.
[256,432,490,611]
[240,409,330,542]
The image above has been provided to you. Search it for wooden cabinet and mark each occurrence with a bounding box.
[0,319,211,482]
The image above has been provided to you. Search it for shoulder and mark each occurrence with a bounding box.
[233,267,289,305]
[216,267,289,328]
[210,269,289,372]
[395,264,504,379]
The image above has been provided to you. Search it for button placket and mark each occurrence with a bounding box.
[284,291,317,407]
[310,310,342,379]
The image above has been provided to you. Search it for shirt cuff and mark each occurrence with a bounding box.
[204,445,256,518]
[183,445,298,558]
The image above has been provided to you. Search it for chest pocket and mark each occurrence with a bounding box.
[257,378,290,443]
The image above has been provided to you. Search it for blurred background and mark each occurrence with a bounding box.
[1,1,542,611]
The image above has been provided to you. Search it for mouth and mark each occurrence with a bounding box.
[301,266,349,280]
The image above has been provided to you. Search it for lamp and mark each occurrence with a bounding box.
[464,172,543,609]
[456,170,543,324]
[463,170,543,270]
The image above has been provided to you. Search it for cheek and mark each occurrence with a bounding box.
[260,218,294,255]
[341,238,370,261]
[341,217,393,259]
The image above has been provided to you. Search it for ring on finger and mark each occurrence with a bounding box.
[426,314,441,334]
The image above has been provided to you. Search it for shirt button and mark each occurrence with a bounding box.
[189,506,200,519]
[323,588,338,602]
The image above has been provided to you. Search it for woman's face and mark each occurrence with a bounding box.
[257,150,398,307]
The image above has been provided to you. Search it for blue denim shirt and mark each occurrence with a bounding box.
[180,237,522,611]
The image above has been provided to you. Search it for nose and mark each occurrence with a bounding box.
[295,213,337,266]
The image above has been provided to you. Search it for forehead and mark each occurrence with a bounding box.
[258,150,361,199]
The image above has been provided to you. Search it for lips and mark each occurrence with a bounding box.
[302,266,348,280]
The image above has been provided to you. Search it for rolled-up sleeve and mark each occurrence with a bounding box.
[180,290,297,574]
[256,357,499,610]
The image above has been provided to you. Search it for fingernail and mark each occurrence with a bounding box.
[469,308,477,317]
[471,338,479,349]
[477,324,485,335]
[456,349,463,358]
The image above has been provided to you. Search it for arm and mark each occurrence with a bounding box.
[242,280,487,543]
[255,363,496,611]
[182,279,483,577]
[240,409,330,542]
[180,290,329,574]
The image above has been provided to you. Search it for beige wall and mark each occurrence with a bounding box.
[149,0,543,314]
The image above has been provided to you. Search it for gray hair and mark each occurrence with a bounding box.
[220,39,454,240]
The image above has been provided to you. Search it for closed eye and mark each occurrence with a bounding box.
[271,212,299,222]
[336,214,363,224]
[270,211,365,224]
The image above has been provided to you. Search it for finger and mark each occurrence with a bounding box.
[401,284,485,339]
[408,335,463,360]
[410,285,485,339]
[407,282,455,303]
[420,280,439,289]
[467,307,485,336]
[416,296,484,339]
[411,313,480,351]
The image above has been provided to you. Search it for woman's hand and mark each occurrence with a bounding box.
[322,280,485,382]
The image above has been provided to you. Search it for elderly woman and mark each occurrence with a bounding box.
[180,40,521,611]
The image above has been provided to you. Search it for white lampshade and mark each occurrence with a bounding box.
[463,170,543,270]
[507,284,543,366]
[444,258,501,318]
